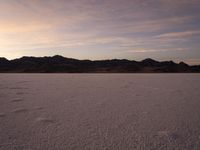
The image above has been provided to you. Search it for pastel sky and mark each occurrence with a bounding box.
[0,0,200,64]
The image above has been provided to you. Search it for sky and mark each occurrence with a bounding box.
[0,0,200,64]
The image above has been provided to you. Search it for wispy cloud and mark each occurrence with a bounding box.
[185,58,200,65]
[0,0,199,64]
[120,48,187,53]
[156,30,200,39]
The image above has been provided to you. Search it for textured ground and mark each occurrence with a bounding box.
[0,74,200,150]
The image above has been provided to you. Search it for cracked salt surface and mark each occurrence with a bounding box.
[0,74,200,150]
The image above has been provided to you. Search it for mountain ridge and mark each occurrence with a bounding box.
[0,55,199,73]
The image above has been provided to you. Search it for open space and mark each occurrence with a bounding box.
[0,74,200,149]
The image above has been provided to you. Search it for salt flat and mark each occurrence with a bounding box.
[0,74,200,150]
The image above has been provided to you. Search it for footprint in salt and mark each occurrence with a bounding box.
[11,108,28,114]
[16,92,25,95]
[169,132,180,140]
[11,98,23,103]
[157,130,169,137]
[157,130,180,140]
[0,113,6,117]
[34,107,43,110]
[135,94,141,97]
[35,117,54,125]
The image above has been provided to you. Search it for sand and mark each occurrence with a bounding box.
[0,74,200,150]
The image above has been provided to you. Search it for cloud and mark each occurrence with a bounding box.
[0,0,199,63]
[156,30,200,38]
[185,58,200,65]
[121,48,187,53]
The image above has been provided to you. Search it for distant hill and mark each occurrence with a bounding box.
[0,55,199,73]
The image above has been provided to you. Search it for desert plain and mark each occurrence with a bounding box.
[0,74,200,150]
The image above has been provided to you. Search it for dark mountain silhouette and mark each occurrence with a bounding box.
[0,55,199,73]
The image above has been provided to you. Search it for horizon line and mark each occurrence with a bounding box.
[1,55,200,66]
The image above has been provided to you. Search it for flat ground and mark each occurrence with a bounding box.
[0,74,200,150]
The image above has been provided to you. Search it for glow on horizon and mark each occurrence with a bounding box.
[0,0,200,65]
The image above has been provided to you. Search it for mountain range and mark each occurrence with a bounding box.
[0,55,199,73]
